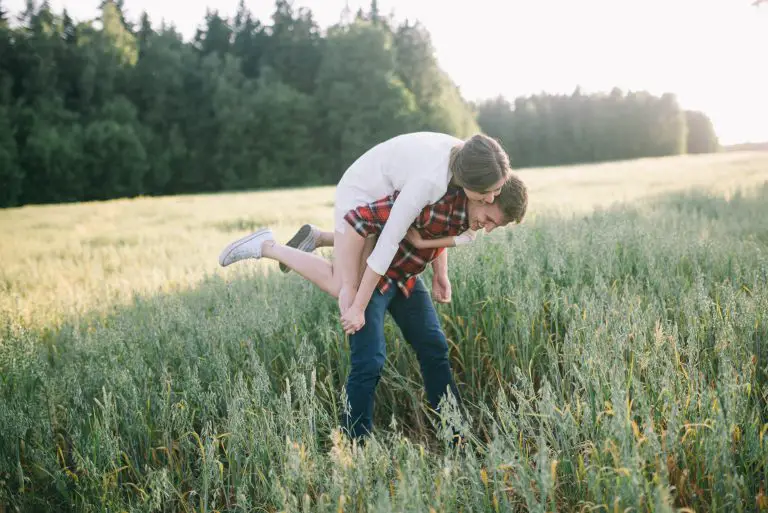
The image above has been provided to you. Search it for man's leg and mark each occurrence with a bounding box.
[343,286,395,441]
[387,278,464,432]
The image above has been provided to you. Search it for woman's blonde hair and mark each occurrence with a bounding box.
[449,134,512,192]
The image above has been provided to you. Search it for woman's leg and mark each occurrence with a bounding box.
[283,224,336,251]
[358,236,376,283]
[261,228,367,299]
[332,228,367,311]
[279,225,337,274]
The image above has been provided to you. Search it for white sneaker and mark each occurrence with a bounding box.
[280,224,321,273]
[218,228,275,267]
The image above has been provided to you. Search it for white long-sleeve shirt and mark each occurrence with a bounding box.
[335,132,464,276]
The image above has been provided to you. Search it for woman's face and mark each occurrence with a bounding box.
[463,176,506,204]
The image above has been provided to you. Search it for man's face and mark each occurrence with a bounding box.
[467,200,507,233]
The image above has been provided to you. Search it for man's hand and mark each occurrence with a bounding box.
[432,272,452,303]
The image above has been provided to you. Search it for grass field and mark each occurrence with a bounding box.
[1,151,768,512]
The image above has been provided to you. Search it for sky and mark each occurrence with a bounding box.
[5,0,768,145]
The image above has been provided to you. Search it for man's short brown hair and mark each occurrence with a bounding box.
[496,173,528,224]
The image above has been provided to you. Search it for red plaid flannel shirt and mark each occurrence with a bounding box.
[343,187,469,297]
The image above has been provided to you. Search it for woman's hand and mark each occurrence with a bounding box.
[341,305,366,334]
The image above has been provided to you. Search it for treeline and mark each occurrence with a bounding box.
[0,0,719,208]
[477,90,719,168]
[0,0,479,206]
[724,142,768,152]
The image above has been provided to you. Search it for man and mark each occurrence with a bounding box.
[218,175,528,441]
[337,177,527,441]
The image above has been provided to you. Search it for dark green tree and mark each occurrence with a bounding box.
[262,0,323,95]
[231,0,268,79]
[194,10,232,57]
[315,19,418,179]
[393,21,478,137]
[0,105,23,206]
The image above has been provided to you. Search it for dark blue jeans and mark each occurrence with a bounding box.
[343,277,461,440]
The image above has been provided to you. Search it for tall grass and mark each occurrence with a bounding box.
[1,155,767,512]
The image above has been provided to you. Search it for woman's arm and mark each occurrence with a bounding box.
[406,228,477,249]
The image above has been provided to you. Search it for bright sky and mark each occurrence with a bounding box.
[5,0,768,144]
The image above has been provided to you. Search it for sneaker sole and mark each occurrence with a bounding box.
[219,228,271,267]
[279,224,314,273]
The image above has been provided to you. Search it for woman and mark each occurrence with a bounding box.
[219,131,513,333]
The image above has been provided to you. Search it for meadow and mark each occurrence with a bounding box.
[1,151,768,512]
